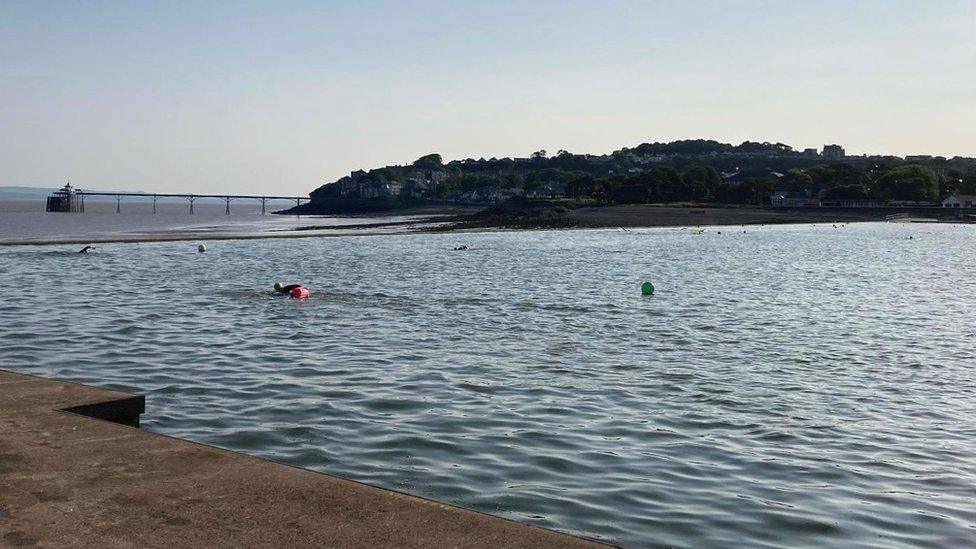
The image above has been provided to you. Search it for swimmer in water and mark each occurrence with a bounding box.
[274,282,304,294]
[79,245,95,254]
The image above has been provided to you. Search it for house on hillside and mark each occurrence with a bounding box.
[942,194,976,208]
[404,168,448,187]
[402,168,449,197]
[525,182,566,199]
[336,175,360,197]
[820,198,885,208]
[626,153,667,165]
[770,190,820,207]
[889,200,933,207]
[456,188,522,204]
[720,168,741,180]
[359,179,402,199]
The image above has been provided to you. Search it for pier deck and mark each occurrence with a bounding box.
[0,370,604,548]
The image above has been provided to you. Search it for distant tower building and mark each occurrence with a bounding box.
[802,148,819,158]
[822,144,845,159]
[46,181,84,212]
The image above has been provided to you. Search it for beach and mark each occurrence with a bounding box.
[4,199,962,247]
[447,203,911,231]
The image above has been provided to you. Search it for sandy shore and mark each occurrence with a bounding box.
[440,202,949,232]
[1,204,961,247]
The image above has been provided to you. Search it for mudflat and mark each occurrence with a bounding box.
[567,204,890,227]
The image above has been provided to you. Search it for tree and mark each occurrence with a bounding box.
[596,180,619,204]
[949,169,976,195]
[716,178,775,204]
[432,177,459,198]
[822,184,869,199]
[647,167,683,201]
[457,174,497,193]
[531,150,547,160]
[961,175,976,194]
[627,139,732,156]
[412,154,443,169]
[735,141,793,154]
[501,173,520,189]
[609,167,684,203]
[681,165,722,198]
[566,175,596,201]
[806,164,865,191]
[778,170,813,192]
[873,165,939,202]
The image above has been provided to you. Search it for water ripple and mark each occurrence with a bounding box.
[2,223,976,547]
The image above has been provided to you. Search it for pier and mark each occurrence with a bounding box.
[45,183,307,214]
[0,370,603,547]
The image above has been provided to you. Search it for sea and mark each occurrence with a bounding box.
[0,198,430,242]
[1,202,975,547]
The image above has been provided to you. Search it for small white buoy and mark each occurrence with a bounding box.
[198,244,207,253]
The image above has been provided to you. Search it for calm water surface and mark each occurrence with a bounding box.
[1,223,974,547]
[0,200,430,242]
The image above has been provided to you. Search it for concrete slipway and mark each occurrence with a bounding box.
[0,370,607,548]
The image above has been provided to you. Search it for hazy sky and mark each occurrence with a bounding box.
[1,1,973,195]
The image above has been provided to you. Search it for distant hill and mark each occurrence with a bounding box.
[0,186,57,199]
[296,139,976,214]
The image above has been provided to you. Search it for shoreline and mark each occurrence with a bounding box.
[443,202,969,231]
[1,204,968,247]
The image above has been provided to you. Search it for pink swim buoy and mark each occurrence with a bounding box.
[289,287,310,299]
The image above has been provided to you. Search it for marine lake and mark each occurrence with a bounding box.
[1,221,974,547]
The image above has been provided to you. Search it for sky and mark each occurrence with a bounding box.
[1,0,973,195]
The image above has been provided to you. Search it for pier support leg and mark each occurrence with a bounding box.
[116,196,121,214]
[225,197,231,215]
[153,196,157,214]
[261,198,267,215]
[188,196,195,215]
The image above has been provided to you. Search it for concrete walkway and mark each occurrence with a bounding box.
[0,370,606,547]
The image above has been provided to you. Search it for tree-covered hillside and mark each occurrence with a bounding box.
[307,140,976,207]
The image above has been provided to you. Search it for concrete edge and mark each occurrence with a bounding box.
[5,369,614,547]
[61,395,145,427]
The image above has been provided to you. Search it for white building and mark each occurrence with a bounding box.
[942,194,976,208]
[770,190,820,207]
[626,153,667,165]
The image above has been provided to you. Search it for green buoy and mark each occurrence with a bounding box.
[641,281,655,295]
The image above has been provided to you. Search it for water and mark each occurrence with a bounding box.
[1,223,975,547]
[0,200,435,242]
